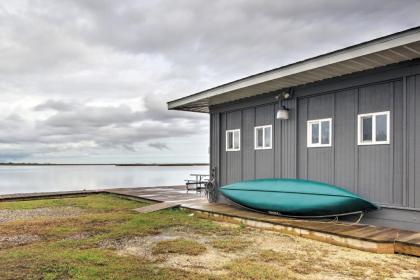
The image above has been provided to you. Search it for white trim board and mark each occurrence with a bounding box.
[225,129,241,151]
[357,111,391,145]
[254,125,273,150]
[307,118,333,148]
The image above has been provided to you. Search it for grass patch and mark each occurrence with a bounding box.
[225,259,294,280]
[0,194,144,211]
[337,259,395,279]
[258,249,296,263]
[152,238,206,256]
[290,260,321,275]
[0,244,215,280]
[210,238,249,253]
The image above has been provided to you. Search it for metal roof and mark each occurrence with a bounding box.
[168,26,420,113]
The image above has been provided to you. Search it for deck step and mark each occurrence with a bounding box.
[133,202,180,213]
[394,232,420,257]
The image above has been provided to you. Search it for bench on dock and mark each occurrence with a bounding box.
[185,173,209,191]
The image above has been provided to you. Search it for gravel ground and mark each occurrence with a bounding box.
[0,207,84,223]
[0,234,40,248]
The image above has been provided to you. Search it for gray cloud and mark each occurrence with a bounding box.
[34,100,76,112]
[148,142,169,151]
[0,0,419,162]
[0,95,207,162]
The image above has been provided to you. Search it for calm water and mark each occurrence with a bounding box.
[0,165,209,195]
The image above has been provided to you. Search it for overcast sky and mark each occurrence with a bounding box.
[0,1,419,163]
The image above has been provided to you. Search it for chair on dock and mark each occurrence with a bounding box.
[185,174,209,192]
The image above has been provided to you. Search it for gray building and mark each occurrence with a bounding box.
[168,27,420,231]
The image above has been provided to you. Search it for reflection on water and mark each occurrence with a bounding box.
[0,165,209,195]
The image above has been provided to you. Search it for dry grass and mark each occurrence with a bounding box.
[258,249,296,262]
[225,259,294,280]
[210,238,250,252]
[152,238,206,256]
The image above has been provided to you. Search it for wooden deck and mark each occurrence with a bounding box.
[106,186,420,257]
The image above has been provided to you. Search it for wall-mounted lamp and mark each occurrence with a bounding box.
[275,90,292,120]
[276,105,289,120]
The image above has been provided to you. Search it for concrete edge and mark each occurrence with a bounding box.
[0,190,103,201]
[0,190,162,204]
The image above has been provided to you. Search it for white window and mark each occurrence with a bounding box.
[255,125,272,150]
[226,129,240,151]
[357,111,390,145]
[307,118,332,147]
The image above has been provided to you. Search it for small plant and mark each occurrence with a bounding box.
[225,259,292,280]
[152,238,206,256]
[258,249,296,263]
[210,239,249,253]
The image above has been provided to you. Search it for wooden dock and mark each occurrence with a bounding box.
[106,186,420,257]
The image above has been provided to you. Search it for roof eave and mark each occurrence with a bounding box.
[167,26,420,113]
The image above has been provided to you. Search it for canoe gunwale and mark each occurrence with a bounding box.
[224,196,367,219]
[221,188,361,200]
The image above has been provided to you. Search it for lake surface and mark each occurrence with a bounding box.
[0,165,209,195]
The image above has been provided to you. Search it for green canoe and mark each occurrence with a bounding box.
[220,178,378,218]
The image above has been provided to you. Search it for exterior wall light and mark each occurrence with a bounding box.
[276,105,289,120]
[275,90,292,120]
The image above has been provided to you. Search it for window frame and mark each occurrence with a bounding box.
[357,111,390,146]
[254,125,273,150]
[307,118,332,148]
[225,129,241,151]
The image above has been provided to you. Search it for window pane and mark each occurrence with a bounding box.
[321,121,330,145]
[233,130,240,149]
[376,114,387,142]
[311,123,319,144]
[256,128,263,148]
[264,126,271,147]
[362,117,372,141]
[227,132,233,149]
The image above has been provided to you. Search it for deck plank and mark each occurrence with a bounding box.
[133,202,180,213]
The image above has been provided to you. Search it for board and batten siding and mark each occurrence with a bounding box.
[297,81,404,206]
[209,60,420,230]
[407,74,420,209]
[212,101,297,188]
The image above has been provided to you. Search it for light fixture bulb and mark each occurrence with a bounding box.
[276,106,289,120]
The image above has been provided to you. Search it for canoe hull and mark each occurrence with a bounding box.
[220,178,378,217]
